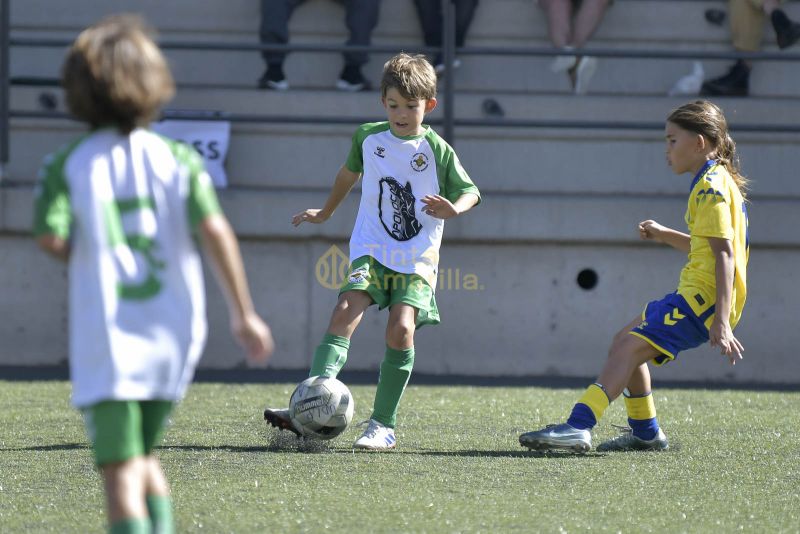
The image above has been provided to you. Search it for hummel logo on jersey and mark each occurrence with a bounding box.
[374,146,386,158]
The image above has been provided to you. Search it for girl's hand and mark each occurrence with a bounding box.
[709,318,744,365]
[292,209,329,227]
[421,195,459,219]
[232,313,274,366]
[639,220,666,242]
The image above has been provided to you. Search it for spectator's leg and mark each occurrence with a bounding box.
[342,0,381,67]
[570,0,610,48]
[567,0,608,94]
[260,0,303,67]
[733,0,766,58]
[454,0,480,48]
[761,0,800,49]
[413,0,442,49]
[540,0,573,48]
[700,0,759,97]
[336,0,381,91]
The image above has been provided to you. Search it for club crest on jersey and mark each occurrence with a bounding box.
[374,146,386,158]
[378,177,422,242]
[410,152,429,172]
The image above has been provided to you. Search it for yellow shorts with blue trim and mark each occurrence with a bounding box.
[340,255,440,327]
[629,292,714,365]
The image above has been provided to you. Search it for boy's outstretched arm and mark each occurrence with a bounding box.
[707,236,744,365]
[638,219,690,252]
[292,165,361,226]
[199,214,274,365]
[421,192,479,219]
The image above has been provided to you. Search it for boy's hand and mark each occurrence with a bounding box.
[292,209,329,226]
[421,195,459,219]
[232,313,274,366]
[638,220,666,242]
[709,318,744,365]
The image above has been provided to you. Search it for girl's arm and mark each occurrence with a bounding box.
[292,165,361,226]
[199,214,274,365]
[638,219,690,253]
[707,237,744,365]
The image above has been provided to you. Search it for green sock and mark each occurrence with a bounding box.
[371,346,415,428]
[309,334,350,377]
[110,517,150,534]
[146,494,174,534]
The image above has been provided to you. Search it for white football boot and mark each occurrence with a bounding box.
[353,419,396,450]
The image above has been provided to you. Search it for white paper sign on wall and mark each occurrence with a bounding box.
[151,119,231,188]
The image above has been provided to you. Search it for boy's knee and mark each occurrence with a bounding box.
[386,320,415,348]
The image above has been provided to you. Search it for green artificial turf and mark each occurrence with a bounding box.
[1,380,798,533]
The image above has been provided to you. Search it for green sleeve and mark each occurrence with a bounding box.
[428,130,481,205]
[33,149,73,239]
[344,122,390,174]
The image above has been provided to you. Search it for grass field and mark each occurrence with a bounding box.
[1,379,798,533]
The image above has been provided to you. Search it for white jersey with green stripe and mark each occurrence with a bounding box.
[344,122,480,288]
[33,128,222,408]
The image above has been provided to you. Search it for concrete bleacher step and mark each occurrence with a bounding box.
[9,85,800,197]
[12,82,800,126]
[10,1,800,96]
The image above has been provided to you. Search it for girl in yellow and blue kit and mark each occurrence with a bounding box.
[520,100,750,452]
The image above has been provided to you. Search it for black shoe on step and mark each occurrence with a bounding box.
[772,10,800,49]
[700,60,750,97]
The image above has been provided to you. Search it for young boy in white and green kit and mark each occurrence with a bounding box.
[34,16,273,533]
[265,53,481,450]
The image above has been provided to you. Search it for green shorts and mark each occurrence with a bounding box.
[340,255,440,327]
[82,400,173,466]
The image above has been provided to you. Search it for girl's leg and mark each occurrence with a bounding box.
[612,360,663,443]
[371,303,418,427]
[310,290,373,377]
[566,317,659,431]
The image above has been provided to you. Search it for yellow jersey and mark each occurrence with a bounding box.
[677,160,749,329]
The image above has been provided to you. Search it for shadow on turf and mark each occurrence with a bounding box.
[1,443,88,451]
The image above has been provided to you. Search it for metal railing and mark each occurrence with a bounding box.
[3,0,800,179]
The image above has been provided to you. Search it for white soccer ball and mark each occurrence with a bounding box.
[289,376,354,440]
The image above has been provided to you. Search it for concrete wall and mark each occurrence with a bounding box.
[2,0,799,383]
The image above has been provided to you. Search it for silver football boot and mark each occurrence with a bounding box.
[519,423,592,453]
[596,426,669,452]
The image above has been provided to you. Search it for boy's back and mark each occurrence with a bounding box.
[35,128,221,407]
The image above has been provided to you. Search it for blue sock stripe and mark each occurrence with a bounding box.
[628,416,659,441]
[567,403,597,431]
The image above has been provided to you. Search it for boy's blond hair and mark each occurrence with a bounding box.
[62,15,175,133]
[380,53,437,101]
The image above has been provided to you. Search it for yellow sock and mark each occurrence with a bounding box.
[624,392,656,420]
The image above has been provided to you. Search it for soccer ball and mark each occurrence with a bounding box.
[289,376,354,440]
